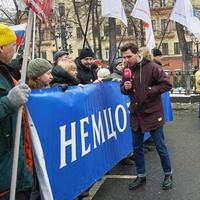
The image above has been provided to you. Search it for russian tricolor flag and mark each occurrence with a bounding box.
[12,24,26,45]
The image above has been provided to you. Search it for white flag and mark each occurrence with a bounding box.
[170,0,200,41]
[101,0,127,26]
[131,0,155,49]
[18,0,27,11]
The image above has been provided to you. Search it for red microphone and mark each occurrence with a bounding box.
[123,68,132,81]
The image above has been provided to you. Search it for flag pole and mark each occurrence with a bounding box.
[32,13,36,59]
[83,0,93,48]
[10,9,34,200]
[158,19,170,50]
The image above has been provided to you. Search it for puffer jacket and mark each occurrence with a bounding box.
[0,61,33,196]
[121,59,172,133]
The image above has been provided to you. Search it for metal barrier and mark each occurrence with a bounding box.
[165,70,196,95]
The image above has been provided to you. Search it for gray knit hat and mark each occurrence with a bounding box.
[27,58,52,79]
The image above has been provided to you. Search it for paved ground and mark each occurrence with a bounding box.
[84,110,200,200]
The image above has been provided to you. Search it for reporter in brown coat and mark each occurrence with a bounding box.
[120,44,173,191]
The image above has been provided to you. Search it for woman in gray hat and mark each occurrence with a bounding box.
[27,58,53,89]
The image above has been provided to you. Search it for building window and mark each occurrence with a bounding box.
[161,19,168,33]
[174,42,180,55]
[160,0,166,7]
[76,27,83,39]
[187,41,193,54]
[104,26,109,37]
[152,20,156,32]
[105,49,109,60]
[74,1,81,13]
[149,0,154,8]
[127,25,133,36]
[116,25,121,37]
[41,51,47,59]
[39,30,44,41]
[162,43,168,55]
[173,21,176,31]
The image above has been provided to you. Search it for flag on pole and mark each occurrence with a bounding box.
[131,0,155,49]
[170,0,200,41]
[101,0,128,26]
[12,24,27,46]
[18,0,27,11]
[23,0,54,26]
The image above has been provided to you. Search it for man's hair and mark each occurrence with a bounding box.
[120,43,138,54]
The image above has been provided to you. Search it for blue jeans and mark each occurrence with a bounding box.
[132,126,172,177]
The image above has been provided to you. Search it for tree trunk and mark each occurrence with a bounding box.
[176,22,192,94]
[108,18,117,65]
[95,0,102,59]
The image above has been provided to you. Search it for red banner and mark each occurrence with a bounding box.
[24,0,54,25]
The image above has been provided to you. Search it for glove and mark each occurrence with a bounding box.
[7,84,31,108]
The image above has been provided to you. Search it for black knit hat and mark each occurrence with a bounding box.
[53,51,69,62]
[153,48,162,57]
[79,48,95,60]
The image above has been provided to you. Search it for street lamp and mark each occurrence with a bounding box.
[53,3,73,53]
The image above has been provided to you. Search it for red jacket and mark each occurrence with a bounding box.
[121,59,172,133]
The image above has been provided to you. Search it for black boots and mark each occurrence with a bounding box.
[162,174,173,190]
[129,175,173,190]
[128,176,146,190]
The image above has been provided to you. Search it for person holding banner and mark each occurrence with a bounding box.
[0,24,33,199]
[27,58,53,89]
[120,43,173,190]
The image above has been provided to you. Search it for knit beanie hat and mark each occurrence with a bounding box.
[0,24,16,47]
[152,48,162,57]
[28,58,52,79]
[112,57,123,69]
[79,48,95,60]
[97,68,111,80]
[53,51,69,62]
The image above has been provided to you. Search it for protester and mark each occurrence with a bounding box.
[75,48,97,84]
[53,50,73,66]
[110,57,124,80]
[51,59,81,88]
[120,43,173,190]
[0,24,33,199]
[27,58,53,89]
[152,48,163,66]
[195,68,200,118]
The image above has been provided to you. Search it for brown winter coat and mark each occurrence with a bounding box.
[121,59,172,133]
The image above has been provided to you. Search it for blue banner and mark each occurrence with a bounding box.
[27,81,173,200]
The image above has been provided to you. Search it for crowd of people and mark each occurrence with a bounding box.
[1,23,200,199]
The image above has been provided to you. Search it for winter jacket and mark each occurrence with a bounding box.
[110,70,123,80]
[121,59,172,133]
[51,65,80,88]
[195,70,200,93]
[0,61,33,196]
[75,58,97,84]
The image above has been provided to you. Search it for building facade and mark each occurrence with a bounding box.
[36,0,200,71]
